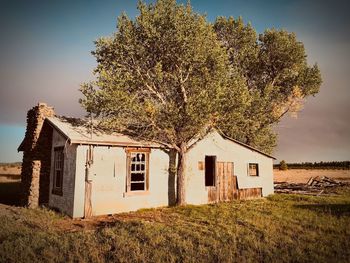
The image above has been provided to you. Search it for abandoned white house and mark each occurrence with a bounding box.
[18,103,275,218]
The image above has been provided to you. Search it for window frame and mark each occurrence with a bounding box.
[52,146,64,196]
[248,163,259,177]
[125,148,150,195]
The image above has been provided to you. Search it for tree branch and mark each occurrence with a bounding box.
[176,65,192,104]
[128,58,167,105]
[180,84,188,103]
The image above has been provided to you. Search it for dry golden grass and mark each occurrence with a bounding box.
[0,165,21,176]
[274,169,350,184]
[0,189,350,263]
[0,162,349,262]
[0,164,21,183]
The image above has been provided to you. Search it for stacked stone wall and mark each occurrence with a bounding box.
[20,103,54,207]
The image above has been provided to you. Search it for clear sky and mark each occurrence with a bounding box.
[0,0,349,163]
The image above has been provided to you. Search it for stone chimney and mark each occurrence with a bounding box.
[19,102,55,208]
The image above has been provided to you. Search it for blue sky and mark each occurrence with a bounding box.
[0,0,349,162]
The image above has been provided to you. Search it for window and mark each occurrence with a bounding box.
[126,149,150,192]
[52,147,64,195]
[205,156,216,186]
[248,163,259,176]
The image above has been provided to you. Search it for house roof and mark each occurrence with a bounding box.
[46,116,162,148]
[19,115,275,159]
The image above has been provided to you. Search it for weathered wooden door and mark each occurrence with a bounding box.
[208,162,238,203]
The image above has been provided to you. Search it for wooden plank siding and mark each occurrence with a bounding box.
[208,161,262,203]
[237,188,262,200]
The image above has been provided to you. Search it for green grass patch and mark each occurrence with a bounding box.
[0,189,349,263]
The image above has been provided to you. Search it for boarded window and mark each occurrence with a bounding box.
[52,147,64,195]
[248,163,259,176]
[126,150,150,192]
[205,156,216,186]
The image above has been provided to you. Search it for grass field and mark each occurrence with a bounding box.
[0,163,21,175]
[0,188,350,262]
[0,168,349,262]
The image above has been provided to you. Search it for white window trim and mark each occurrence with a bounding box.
[125,148,150,195]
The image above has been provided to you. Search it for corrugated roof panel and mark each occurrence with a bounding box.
[46,116,162,148]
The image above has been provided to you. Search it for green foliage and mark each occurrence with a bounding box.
[279,160,288,170]
[1,189,350,262]
[79,0,322,204]
[214,17,322,153]
[80,0,253,205]
[80,0,235,149]
[80,1,322,156]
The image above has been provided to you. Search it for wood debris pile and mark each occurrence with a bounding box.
[274,176,347,196]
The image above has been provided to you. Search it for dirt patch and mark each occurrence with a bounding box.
[54,208,173,232]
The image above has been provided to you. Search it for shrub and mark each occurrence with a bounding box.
[279,160,288,170]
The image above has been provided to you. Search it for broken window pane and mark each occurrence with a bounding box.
[131,173,145,182]
[128,152,148,191]
[131,182,145,191]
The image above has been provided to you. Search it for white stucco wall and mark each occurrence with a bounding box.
[185,131,274,205]
[49,129,273,217]
[48,130,77,217]
[72,145,170,217]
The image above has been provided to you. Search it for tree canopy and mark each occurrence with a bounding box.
[81,0,238,149]
[214,17,322,153]
[80,0,322,205]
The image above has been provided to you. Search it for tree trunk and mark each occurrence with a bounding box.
[167,149,177,206]
[176,142,187,206]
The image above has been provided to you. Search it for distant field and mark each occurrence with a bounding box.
[0,163,21,176]
[274,169,350,184]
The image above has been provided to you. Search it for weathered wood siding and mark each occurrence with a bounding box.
[207,162,262,203]
[237,188,262,200]
[208,162,236,203]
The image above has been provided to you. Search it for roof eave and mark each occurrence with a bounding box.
[17,140,25,152]
[46,118,165,149]
[70,139,164,148]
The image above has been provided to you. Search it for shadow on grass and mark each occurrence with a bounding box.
[295,204,350,216]
[0,181,21,206]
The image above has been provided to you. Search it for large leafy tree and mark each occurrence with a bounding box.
[80,1,322,205]
[214,17,322,153]
[80,0,247,205]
